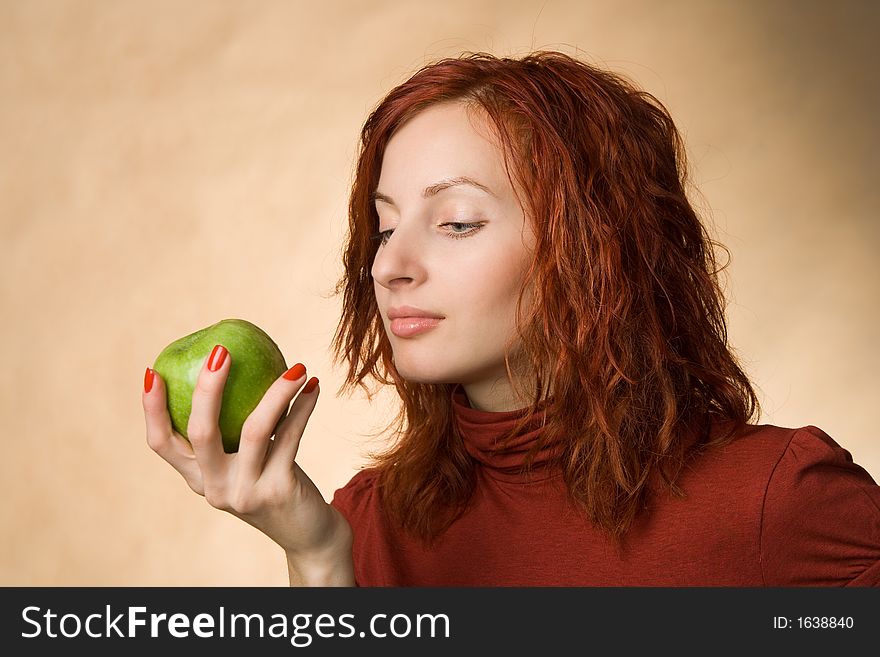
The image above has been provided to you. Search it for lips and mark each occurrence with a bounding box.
[387,305,445,320]
[390,317,443,338]
[386,305,445,338]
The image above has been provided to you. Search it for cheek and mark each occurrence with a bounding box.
[459,246,530,321]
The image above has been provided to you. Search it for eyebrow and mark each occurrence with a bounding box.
[370,176,496,206]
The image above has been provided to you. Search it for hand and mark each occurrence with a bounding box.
[142,346,353,581]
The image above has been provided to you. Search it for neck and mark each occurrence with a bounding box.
[462,373,549,412]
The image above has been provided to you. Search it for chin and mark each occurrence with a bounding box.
[392,359,456,385]
[395,363,497,388]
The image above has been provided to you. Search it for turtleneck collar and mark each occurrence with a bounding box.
[450,383,559,483]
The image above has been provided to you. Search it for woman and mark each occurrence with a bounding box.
[142,50,880,586]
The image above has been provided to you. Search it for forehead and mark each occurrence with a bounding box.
[377,102,507,192]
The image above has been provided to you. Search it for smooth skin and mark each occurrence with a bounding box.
[372,101,538,412]
[142,353,355,586]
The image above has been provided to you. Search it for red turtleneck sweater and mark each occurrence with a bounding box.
[330,385,880,586]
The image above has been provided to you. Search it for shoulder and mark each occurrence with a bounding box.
[763,424,877,488]
[690,421,873,486]
[698,420,809,465]
[724,422,879,501]
[661,422,879,585]
[329,466,383,520]
[746,424,880,585]
[678,421,821,501]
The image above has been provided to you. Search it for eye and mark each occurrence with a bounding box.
[369,228,394,246]
[441,222,483,240]
[369,221,485,247]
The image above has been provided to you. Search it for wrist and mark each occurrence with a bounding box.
[286,551,355,586]
[285,507,355,587]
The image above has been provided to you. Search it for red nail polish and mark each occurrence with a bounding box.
[302,376,319,394]
[283,363,306,381]
[208,344,228,372]
[144,367,154,393]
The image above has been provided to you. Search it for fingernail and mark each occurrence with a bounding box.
[207,344,228,372]
[283,363,306,381]
[302,376,319,394]
[144,367,154,393]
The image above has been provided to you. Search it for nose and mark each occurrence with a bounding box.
[371,220,427,290]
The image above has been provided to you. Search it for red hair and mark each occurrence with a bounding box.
[331,50,761,545]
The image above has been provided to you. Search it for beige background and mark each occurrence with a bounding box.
[1,0,877,586]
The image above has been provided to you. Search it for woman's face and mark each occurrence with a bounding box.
[371,101,536,411]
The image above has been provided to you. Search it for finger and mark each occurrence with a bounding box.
[186,344,231,476]
[142,367,205,493]
[263,376,320,477]
[236,362,308,484]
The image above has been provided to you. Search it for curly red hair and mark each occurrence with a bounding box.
[331,50,761,545]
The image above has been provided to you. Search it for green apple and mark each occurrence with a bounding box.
[152,318,288,453]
